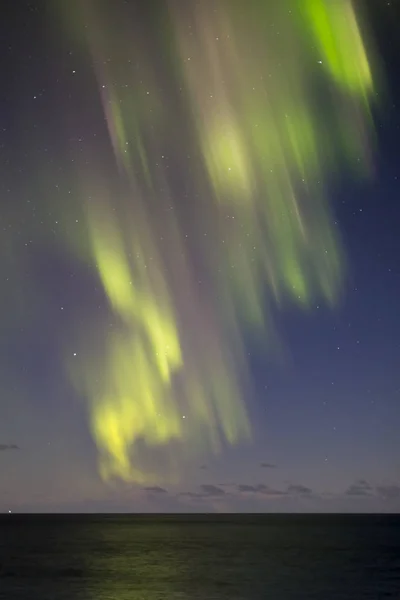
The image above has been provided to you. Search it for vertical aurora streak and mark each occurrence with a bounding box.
[56,0,378,483]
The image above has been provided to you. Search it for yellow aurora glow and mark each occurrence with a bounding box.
[58,0,378,483]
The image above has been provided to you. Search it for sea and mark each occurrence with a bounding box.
[0,514,399,599]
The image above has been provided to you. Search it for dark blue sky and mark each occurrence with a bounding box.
[0,1,399,513]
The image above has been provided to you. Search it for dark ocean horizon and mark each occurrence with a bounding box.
[1,513,399,599]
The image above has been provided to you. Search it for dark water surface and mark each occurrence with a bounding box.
[0,514,399,599]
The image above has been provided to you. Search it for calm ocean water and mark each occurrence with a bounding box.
[0,514,399,599]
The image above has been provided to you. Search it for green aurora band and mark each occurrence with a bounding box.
[56,0,379,483]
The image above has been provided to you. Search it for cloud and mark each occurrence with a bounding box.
[376,485,400,500]
[237,484,286,496]
[143,486,168,494]
[260,462,276,469]
[238,484,260,493]
[345,479,373,497]
[200,484,226,497]
[0,444,19,451]
[199,465,207,470]
[287,484,312,495]
[179,484,226,500]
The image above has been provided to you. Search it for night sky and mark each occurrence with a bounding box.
[1,0,399,513]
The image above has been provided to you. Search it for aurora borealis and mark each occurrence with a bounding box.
[62,0,374,484]
[0,0,399,512]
